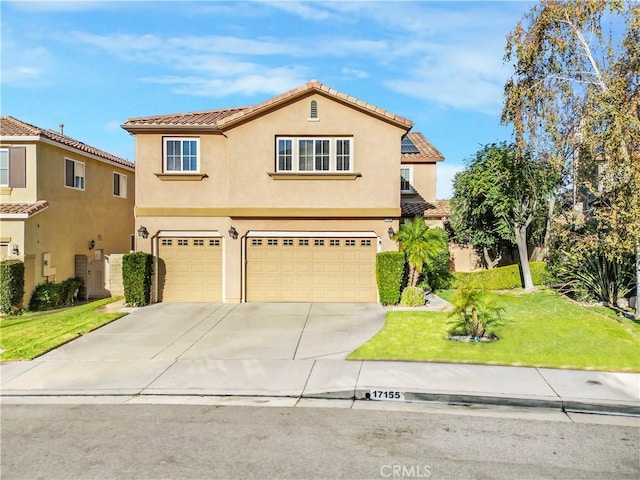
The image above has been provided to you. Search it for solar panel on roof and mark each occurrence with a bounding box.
[401,136,420,154]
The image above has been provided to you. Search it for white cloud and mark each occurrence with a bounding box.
[0,30,50,86]
[262,1,342,21]
[341,67,369,79]
[140,66,308,98]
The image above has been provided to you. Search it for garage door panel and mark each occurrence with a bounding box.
[246,236,377,302]
[159,237,222,302]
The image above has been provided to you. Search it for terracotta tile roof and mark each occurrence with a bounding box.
[0,200,49,217]
[401,132,444,163]
[425,200,450,217]
[123,107,248,128]
[0,116,134,169]
[401,198,450,218]
[122,80,413,130]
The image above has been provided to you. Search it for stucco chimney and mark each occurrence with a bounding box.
[59,123,64,134]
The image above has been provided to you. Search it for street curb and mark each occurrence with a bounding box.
[2,391,639,416]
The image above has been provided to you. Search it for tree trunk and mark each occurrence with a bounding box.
[515,224,534,291]
[482,246,502,269]
[636,243,640,320]
[533,194,556,261]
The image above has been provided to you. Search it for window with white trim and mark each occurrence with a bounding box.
[65,159,85,190]
[400,166,413,193]
[0,149,8,186]
[276,137,353,172]
[113,172,127,198]
[164,138,199,172]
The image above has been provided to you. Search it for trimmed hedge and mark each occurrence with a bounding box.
[0,260,25,314]
[29,277,83,311]
[123,252,153,307]
[376,251,406,305]
[452,261,549,290]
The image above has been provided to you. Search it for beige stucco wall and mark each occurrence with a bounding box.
[1,140,135,305]
[410,163,438,202]
[132,92,409,303]
[136,216,398,304]
[134,92,403,210]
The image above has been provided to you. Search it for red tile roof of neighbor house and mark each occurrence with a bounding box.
[123,80,414,130]
[401,132,444,162]
[0,200,49,217]
[401,198,450,218]
[0,116,134,169]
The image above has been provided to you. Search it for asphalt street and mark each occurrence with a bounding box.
[2,403,638,480]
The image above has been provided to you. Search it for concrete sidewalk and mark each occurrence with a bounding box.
[2,357,638,415]
[1,302,639,415]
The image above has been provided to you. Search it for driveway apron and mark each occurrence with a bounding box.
[1,302,386,398]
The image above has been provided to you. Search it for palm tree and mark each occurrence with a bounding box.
[393,217,448,288]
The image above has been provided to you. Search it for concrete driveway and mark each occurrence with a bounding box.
[39,302,386,362]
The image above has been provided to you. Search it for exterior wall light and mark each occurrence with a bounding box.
[388,226,395,239]
[228,226,238,240]
[137,225,149,239]
[88,240,95,250]
[11,244,19,255]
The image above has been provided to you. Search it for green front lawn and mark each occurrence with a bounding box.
[0,298,127,362]
[349,289,640,372]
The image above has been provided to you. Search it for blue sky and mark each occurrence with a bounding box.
[1,0,536,198]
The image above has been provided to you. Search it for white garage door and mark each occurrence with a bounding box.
[246,236,377,302]
[158,237,222,302]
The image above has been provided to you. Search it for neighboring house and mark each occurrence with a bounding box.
[122,80,444,303]
[399,131,448,225]
[0,116,135,304]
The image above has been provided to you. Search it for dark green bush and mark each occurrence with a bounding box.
[0,260,25,314]
[452,262,549,290]
[376,251,406,305]
[28,277,82,311]
[123,252,153,307]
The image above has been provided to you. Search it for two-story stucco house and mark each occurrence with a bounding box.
[123,81,445,303]
[0,116,135,304]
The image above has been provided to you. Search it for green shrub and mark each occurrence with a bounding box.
[400,286,425,307]
[28,277,83,311]
[123,252,153,307]
[0,260,25,314]
[376,251,406,305]
[529,261,551,286]
[452,262,549,290]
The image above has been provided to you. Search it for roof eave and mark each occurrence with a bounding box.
[121,124,222,134]
[217,87,413,131]
[37,137,135,172]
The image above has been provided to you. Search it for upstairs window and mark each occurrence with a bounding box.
[113,172,127,198]
[65,159,85,190]
[276,137,353,173]
[0,147,26,188]
[309,100,318,119]
[0,149,7,186]
[164,138,199,172]
[400,166,413,193]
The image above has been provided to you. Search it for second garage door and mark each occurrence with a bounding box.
[246,236,377,302]
[158,237,222,302]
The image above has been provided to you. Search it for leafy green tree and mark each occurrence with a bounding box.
[393,217,449,288]
[449,143,556,291]
[502,0,639,313]
[450,159,510,269]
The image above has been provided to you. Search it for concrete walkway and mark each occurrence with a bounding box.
[1,301,639,416]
